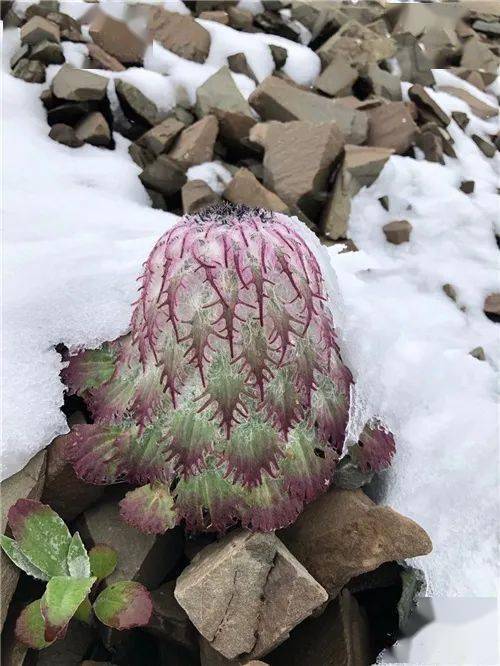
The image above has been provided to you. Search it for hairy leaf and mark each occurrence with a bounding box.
[88,544,117,580]
[67,532,90,578]
[0,535,49,581]
[40,576,95,642]
[119,483,176,534]
[351,418,396,473]
[93,581,152,630]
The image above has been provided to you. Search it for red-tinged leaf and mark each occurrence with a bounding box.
[88,544,117,580]
[241,476,302,532]
[93,582,153,630]
[119,483,176,534]
[223,418,282,487]
[15,600,51,649]
[61,345,117,396]
[40,576,95,642]
[352,419,396,473]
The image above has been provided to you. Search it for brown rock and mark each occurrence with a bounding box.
[392,2,462,38]
[314,56,358,98]
[213,108,256,148]
[419,26,460,68]
[169,115,219,168]
[78,499,183,588]
[139,155,187,197]
[89,11,145,64]
[138,117,185,157]
[195,66,253,119]
[87,42,126,72]
[115,79,159,127]
[416,130,444,164]
[367,102,420,154]
[363,63,402,101]
[316,19,395,68]
[438,86,497,120]
[148,7,211,64]
[199,10,229,24]
[36,621,95,666]
[12,59,46,84]
[250,120,344,220]
[30,39,64,64]
[451,110,469,130]
[75,111,111,147]
[383,219,413,245]
[48,123,84,148]
[472,134,496,158]
[484,293,500,320]
[20,15,60,46]
[269,44,287,69]
[128,142,155,169]
[45,10,84,43]
[227,6,254,31]
[249,76,368,145]
[270,589,370,666]
[393,32,435,87]
[10,44,30,69]
[147,580,196,649]
[408,84,450,126]
[223,168,289,213]
[182,180,221,214]
[1,450,46,629]
[442,283,458,302]
[175,530,327,661]
[461,37,499,73]
[460,180,475,194]
[227,52,258,83]
[280,488,431,598]
[51,64,108,101]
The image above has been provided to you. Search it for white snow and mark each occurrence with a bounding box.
[186,162,233,195]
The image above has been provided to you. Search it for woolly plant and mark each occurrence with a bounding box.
[1,499,152,649]
[62,204,395,534]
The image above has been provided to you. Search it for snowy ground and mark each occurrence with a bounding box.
[2,12,499,600]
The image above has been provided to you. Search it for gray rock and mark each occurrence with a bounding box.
[416,130,444,164]
[169,115,219,169]
[316,19,395,68]
[438,86,497,120]
[36,621,95,666]
[129,142,155,169]
[461,37,499,73]
[90,11,145,64]
[367,102,420,154]
[75,111,112,147]
[52,64,108,101]
[223,168,289,213]
[473,19,500,36]
[419,26,460,69]
[12,58,46,84]
[87,42,126,72]
[115,79,159,126]
[472,134,496,158]
[20,15,60,46]
[147,580,197,649]
[383,219,413,245]
[138,117,185,157]
[442,283,458,303]
[196,66,253,119]
[470,346,486,361]
[29,38,64,64]
[148,7,211,64]
[175,530,327,661]
[182,180,221,214]
[408,84,450,126]
[139,155,187,197]
[451,110,469,130]
[48,123,84,148]
[363,63,402,101]
[393,32,435,87]
[314,56,358,97]
[10,44,30,69]
[269,44,287,69]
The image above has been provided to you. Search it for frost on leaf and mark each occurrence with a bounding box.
[40,576,95,642]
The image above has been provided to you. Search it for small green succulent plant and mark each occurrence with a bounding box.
[1,499,152,649]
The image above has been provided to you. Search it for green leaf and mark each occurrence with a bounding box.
[74,596,93,625]
[88,544,117,580]
[67,532,90,578]
[119,483,176,534]
[7,500,71,578]
[93,581,152,630]
[15,599,51,650]
[0,535,49,581]
[40,576,96,642]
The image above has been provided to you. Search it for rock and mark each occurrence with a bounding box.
[148,7,211,64]
[250,120,344,221]
[253,11,300,41]
[438,86,497,120]
[195,66,253,119]
[392,2,461,37]
[20,15,60,46]
[213,108,257,149]
[51,64,108,101]
[416,130,444,164]
[461,36,499,73]
[472,134,496,158]
[78,499,183,588]
[249,76,367,144]
[460,180,475,194]
[379,195,389,211]
[44,10,84,43]
[269,44,287,69]
[169,115,219,169]
[182,180,221,214]
[280,488,431,598]
[408,84,450,127]
[419,122,455,158]
[451,110,469,130]
[363,63,402,101]
[314,56,358,97]
[227,6,254,31]
[322,145,393,240]
[75,111,111,147]
[473,19,500,36]
[129,142,155,169]
[227,52,258,83]
[48,123,84,148]
[1,450,46,630]
[36,621,95,666]
[87,42,126,72]
[115,79,158,127]
[175,530,327,661]
[269,589,370,666]
[12,59,46,84]
[10,44,30,69]
[316,19,395,68]
[137,117,185,157]
[89,11,145,64]
[419,26,460,68]
[30,38,64,64]
[484,293,500,321]
[393,32,435,87]
[199,10,229,24]
[383,219,413,245]
[470,346,486,361]
[1,619,32,666]
[147,580,196,649]
[199,638,270,665]
[223,168,289,213]
[442,283,458,303]
[47,101,93,127]
[139,155,187,197]
[367,102,420,154]
[3,7,23,28]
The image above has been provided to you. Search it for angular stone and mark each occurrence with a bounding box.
[269,589,370,666]
[250,120,344,220]
[199,10,229,24]
[460,180,475,194]
[383,219,412,245]
[470,346,486,361]
[379,195,389,211]
[227,6,254,31]
[269,44,287,69]
[10,44,30,69]
[129,142,155,169]
[139,155,187,197]
[196,66,253,119]
[442,283,458,302]
[12,58,45,84]
[213,108,256,148]
[75,111,111,147]
[137,117,185,157]
[1,450,46,629]
[87,42,126,72]
[367,102,420,154]
[199,637,270,665]
[45,10,84,42]
[21,15,60,46]
[472,134,496,158]
[182,180,220,214]
[149,7,211,63]
[419,26,460,68]
[461,37,499,73]
[52,64,108,101]
[224,168,289,213]
[147,580,196,649]
[227,52,258,83]
[322,145,393,240]
[363,63,402,101]
[48,123,84,148]
[89,11,145,64]
[115,79,158,127]
[30,38,64,64]
[484,293,500,321]
[314,56,358,97]
[253,11,300,41]
[281,489,431,598]
[47,101,92,127]
[316,19,395,68]
[36,621,95,666]
[438,86,497,120]
[473,19,500,36]
[169,115,219,169]
[249,76,367,144]
[175,530,327,661]
[451,110,469,130]
[78,499,184,588]
[408,84,450,126]
[393,32,435,87]
[416,130,444,164]
[392,2,462,37]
